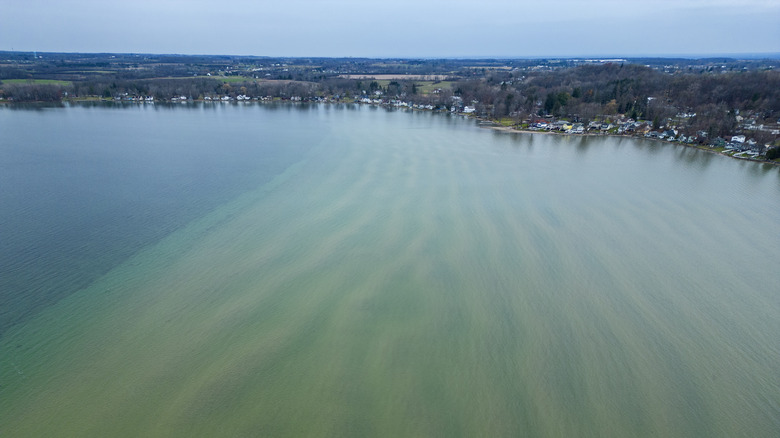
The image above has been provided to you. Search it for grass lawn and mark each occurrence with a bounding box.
[496,118,515,127]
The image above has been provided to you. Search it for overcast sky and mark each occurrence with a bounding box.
[3,0,779,58]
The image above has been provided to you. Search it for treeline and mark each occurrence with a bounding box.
[456,63,777,120]
[451,64,779,141]
[0,83,65,101]
[2,63,778,144]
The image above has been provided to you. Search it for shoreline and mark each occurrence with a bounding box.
[3,98,778,167]
[480,121,780,167]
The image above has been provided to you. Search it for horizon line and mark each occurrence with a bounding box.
[2,50,780,61]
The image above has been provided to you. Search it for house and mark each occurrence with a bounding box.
[750,143,767,154]
[664,129,678,138]
[731,135,746,143]
[711,137,726,147]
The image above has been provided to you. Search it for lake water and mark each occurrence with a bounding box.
[1,103,778,437]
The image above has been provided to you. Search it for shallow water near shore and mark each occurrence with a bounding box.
[1,103,779,437]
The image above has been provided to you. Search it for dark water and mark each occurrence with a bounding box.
[0,102,318,334]
[1,103,778,437]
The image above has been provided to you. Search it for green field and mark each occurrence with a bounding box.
[2,79,72,86]
[213,75,256,83]
[367,80,453,95]
[138,76,256,83]
[415,80,454,94]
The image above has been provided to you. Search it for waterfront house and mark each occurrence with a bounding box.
[731,135,746,143]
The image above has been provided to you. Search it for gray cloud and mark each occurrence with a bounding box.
[2,0,778,56]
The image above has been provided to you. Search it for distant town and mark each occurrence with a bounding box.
[2,52,778,162]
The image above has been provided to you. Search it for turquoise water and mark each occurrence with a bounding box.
[1,103,779,437]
